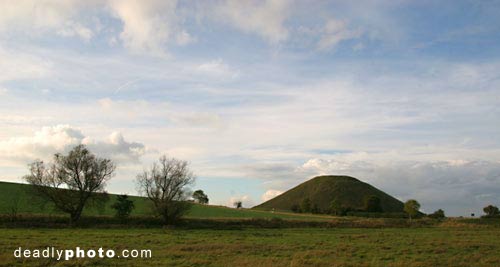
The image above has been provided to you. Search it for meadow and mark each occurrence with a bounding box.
[2,181,500,266]
[2,226,500,266]
[0,181,335,221]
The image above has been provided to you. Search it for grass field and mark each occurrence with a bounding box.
[1,227,500,266]
[2,181,500,266]
[0,181,335,221]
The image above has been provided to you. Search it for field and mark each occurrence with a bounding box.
[2,227,500,266]
[2,181,500,266]
[0,181,334,221]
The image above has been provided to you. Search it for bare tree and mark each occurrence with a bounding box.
[136,156,195,224]
[24,145,115,224]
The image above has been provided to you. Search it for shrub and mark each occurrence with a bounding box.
[301,198,311,213]
[311,204,321,214]
[428,209,446,219]
[290,204,301,213]
[111,194,135,220]
[483,205,500,218]
[364,195,383,212]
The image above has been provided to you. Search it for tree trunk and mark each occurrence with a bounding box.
[69,212,80,225]
[69,205,84,226]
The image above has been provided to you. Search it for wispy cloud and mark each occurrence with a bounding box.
[0,1,500,213]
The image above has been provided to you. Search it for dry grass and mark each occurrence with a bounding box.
[1,226,500,266]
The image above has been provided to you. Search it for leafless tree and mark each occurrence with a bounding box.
[136,156,195,224]
[24,145,115,224]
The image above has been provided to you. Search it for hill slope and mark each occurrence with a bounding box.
[253,175,404,212]
[0,181,335,221]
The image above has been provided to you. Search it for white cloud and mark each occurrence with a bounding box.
[196,59,239,79]
[317,18,362,51]
[84,131,146,163]
[175,112,224,128]
[215,0,290,43]
[56,21,94,41]
[250,154,500,216]
[228,195,255,208]
[300,157,374,174]
[0,125,146,164]
[108,0,182,55]
[175,30,196,45]
[0,0,192,54]
[352,42,365,51]
[0,0,96,41]
[261,189,283,201]
[0,46,52,82]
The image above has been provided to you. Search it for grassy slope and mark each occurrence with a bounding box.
[254,175,404,212]
[2,227,500,266]
[0,181,334,221]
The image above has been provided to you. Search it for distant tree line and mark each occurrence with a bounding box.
[288,197,451,220]
[289,195,386,216]
[288,196,500,220]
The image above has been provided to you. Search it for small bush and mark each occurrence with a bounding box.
[301,198,311,213]
[428,209,446,219]
[290,204,301,213]
[482,205,500,218]
[111,194,135,220]
[364,195,383,212]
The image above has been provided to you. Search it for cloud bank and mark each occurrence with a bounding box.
[0,125,146,164]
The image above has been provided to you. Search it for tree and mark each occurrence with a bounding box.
[290,204,300,213]
[404,199,421,222]
[301,198,311,213]
[24,145,115,224]
[483,205,500,218]
[136,156,195,224]
[364,195,383,212]
[329,200,342,216]
[428,209,445,219]
[192,190,209,204]
[311,203,321,214]
[234,201,242,209]
[111,194,135,220]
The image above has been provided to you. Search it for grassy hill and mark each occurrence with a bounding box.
[253,175,404,213]
[0,181,335,221]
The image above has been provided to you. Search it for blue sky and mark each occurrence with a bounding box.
[0,0,500,216]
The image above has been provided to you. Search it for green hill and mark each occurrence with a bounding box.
[0,181,335,221]
[253,175,404,213]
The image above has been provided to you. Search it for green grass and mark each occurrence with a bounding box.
[1,227,500,266]
[0,181,336,221]
[254,175,404,213]
[2,181,500,266]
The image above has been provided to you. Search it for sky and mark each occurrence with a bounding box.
[0,0,500,216]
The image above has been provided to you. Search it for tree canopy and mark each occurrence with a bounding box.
[24,145,115,223]
[404,199,421,221]
[136,156,195,224]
